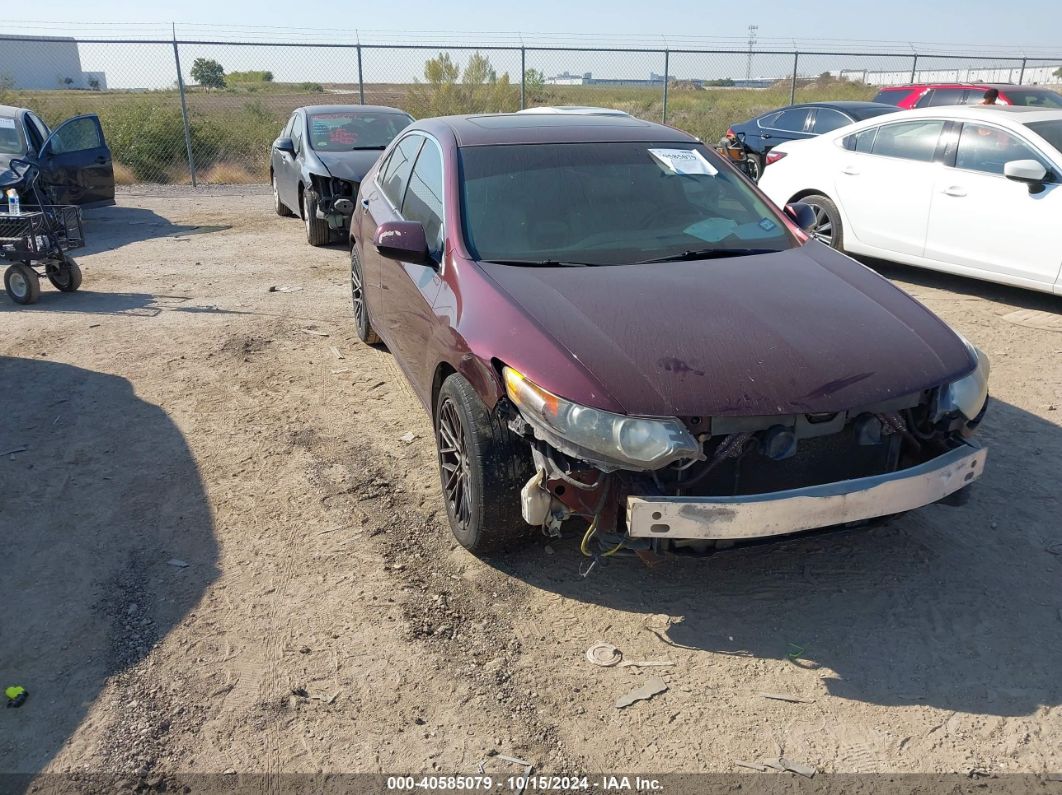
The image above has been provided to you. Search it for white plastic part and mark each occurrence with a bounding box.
[520,469,551,526]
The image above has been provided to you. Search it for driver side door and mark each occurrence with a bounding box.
[38,115,115,206]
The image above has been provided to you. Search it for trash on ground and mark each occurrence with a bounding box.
[291,686,309,698]
[329,345,344,360]
[398,431,416,443]
[5,685,27,708]
[779,757,817,778]
[267,284,302,293]
[368,381,386,391]
[758,691,814,703]
[734,760,768,772]
[166,558,189,568]
[786,643,807,662]
[331,368,351,374]
[619,659,674,668]
[586,642,623,667]
[615,676,668,709]
[302,329,330,337]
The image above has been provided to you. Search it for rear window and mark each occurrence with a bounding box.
[0,117,24,155]
[871,89,910,107]
[916,88,968,108]
[308,112,412,152]
[1002,89,1062,108]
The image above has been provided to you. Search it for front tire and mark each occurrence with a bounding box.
[802,194,844,251]
[303,189,330,247]
[4,263,40,305]
[435,374,531,553]
[350,246,379,344]
[746,152,763,181]
[46,257,82,292]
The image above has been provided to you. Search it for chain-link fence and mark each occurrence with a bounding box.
[2,34,1060,185]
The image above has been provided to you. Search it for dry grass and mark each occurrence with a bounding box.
[169,162,259,185]
[111,162,136,186]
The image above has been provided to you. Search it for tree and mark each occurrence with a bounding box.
[407,52,518,117]
[88,76,101,91]
[191,58,226,89]
[1055,67,1062,79]
[228,70,274,83]
[524,68,547,102]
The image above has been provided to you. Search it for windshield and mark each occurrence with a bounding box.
[308,112,412,152]
[459,141,795,266]
[1004,90,1062,108]
[1026,119,1062,155]
[0,116,24,155]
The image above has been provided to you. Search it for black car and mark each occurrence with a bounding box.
[728,101,899,177]
[270,104,413,246]
[0,104,115,206]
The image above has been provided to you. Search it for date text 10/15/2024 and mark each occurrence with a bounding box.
[386,775,664,791]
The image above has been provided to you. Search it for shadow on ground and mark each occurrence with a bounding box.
[80,205,229,255]
[0,357,218,779]
[493,398,1062,718]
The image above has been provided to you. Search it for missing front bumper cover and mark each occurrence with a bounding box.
[627,443,986,540]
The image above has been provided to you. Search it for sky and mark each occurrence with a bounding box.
[5,0,1060,51]
[3,1,1059,90]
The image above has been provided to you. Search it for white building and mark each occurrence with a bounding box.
[837,64,1061,87]
[0,34,107,90]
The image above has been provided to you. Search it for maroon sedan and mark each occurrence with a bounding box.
[349,113,989,555]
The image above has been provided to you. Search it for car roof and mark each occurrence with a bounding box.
[0,104,24,117]
[297,104,411,115]
[516,105,630,116]
[794,101,897,111]
[886,105,1062,125]
[414,113,698,147]
[877,83,1059,92]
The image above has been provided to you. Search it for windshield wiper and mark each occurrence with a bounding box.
[484,258,603,267]
[351,145,387,150]
[635,247,782,264]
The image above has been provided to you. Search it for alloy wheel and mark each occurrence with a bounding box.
[272,177,280,211]
[437,398,472,531]
[350,252,365,328]
[810,205,834,245]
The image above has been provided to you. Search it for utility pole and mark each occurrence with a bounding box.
[746,24,759,81]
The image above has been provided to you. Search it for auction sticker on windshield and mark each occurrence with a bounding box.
[0,118,15,129]
[648,148,717,176]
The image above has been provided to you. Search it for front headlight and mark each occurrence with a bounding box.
[939,340,990,421]
[502,367,702,471]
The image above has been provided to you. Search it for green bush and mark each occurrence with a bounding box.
[98,99,218,182]
[228,70,274,83]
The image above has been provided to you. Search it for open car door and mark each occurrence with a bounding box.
[38,114,115,206]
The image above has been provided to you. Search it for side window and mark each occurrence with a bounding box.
[281,114,295,138]
[757,111,781,129]
[380,134,424,208]
[401,140,444,259]
[810,109,851,134]
[843,126,878,152]
[954,123,1047,176]
[766,108,810,132]
[916,88,966,108]
[47,117,102,155]
[290,114,304,152]
[871,89,908,107]
[869,120,945,162]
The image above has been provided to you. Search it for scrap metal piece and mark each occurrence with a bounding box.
[615,676,668,709]
[779,757,817,778]
[734,760,768,772]
[758,691,814,704]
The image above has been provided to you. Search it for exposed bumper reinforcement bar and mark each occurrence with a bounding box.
[627,443,986,540]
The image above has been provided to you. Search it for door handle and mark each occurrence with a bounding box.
[760,133,771,139]
[95,156,107,164]
[841,166,860,176]
[942,186,967,197]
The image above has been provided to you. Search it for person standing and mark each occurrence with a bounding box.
[979,88,1001,105]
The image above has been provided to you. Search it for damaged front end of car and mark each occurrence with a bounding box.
[501,348,989,558]
[309,174,358,231]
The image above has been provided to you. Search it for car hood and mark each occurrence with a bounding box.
[313,150,383,183]
[479,243,974,417]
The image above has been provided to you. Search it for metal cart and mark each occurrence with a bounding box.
[1,158,85,305]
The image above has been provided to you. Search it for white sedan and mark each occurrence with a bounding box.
[757,106,1062,296]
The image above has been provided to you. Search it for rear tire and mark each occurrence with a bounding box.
[351,246,379,344]
[273,173,294,217]
[802,194,844,251]
[46,257,82,292]
[746,153,763,181]
[303,189,330,247]
[435,374,532,553]
[4,263,40,305]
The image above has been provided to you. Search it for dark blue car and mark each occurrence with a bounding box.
[728,101,899,179]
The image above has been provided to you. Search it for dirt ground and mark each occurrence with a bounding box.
[1,190,1061,787]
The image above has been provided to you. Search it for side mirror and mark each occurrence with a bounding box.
[1003,159,1047,186]
[784,201,816,231]
[373,220,431,266]
[275,137,296,155]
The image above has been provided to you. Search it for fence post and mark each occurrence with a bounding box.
[1019,57,1027,85]
[171,33,197,188]
[909,54,918,84]
[661,50,669,124]
[520,47,526,110]
[357,44,365,104]
[789,52,799,105]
